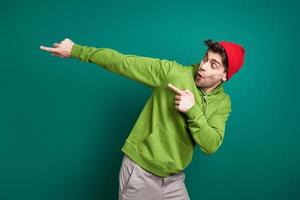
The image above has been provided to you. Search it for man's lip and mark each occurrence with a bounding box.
[197,74,204,79]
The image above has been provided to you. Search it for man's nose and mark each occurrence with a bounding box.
[201,62,210,71]
[198,68,204,76]
[198,65,206,73]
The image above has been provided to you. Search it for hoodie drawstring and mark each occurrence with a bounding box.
[202,95,208,116]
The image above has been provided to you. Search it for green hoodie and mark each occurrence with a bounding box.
[70,44,232,177]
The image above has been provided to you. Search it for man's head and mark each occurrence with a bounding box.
[195,39,245,93]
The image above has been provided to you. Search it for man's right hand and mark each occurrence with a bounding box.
[40,38,75,58]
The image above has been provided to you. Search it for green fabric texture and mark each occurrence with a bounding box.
[70,43,231,177]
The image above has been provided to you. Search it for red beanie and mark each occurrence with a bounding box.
[219,41,245,80]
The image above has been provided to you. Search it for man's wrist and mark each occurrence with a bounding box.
[70,43,82,58]
[185,103,202,119]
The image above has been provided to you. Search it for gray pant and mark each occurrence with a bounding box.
[119,154,190,200]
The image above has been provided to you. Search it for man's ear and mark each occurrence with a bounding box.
[222,72,227,82]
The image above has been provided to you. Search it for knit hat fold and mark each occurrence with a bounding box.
[219,41,245,80]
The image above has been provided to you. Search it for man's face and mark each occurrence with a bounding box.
[195,50,227,93]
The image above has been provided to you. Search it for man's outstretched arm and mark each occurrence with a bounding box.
[40,38,181,88]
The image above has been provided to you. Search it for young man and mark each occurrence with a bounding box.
[40,38,245,200]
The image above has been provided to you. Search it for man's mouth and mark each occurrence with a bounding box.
[197,74,205,79]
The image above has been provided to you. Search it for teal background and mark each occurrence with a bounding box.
[0,0,299,199]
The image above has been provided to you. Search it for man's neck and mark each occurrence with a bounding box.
[201,82,223,94]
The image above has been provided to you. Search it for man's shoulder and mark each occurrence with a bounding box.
[167,62,196,77]
[218,92,231,112]
[212,87,231,110]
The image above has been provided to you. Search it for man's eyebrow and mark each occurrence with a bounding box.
[204,52,222,67]
[211,59,222,67]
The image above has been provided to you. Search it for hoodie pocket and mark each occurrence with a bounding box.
[138,125,193,172]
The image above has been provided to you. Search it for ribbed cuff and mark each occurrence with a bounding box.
[70,43,82,59]
[185,103,202,119]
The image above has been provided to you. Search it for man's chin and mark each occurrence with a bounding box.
[195,80,216,90]
[195,81,207,88]
[195,78,204,86]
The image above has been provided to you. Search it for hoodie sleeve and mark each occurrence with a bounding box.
[184,95,231,155]
[70,43,180,88]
